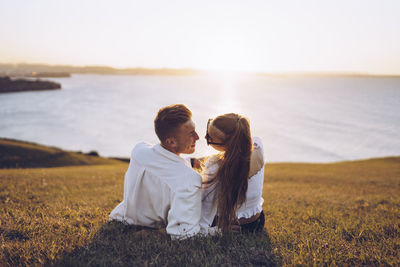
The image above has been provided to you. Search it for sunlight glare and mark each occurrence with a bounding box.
[206,71,248,115]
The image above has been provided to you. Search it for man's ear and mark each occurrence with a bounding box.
[165,137,177,148]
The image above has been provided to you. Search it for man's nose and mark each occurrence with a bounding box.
[194,131,200,140]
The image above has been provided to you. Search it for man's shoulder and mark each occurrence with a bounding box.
[181,166,202,186]
[165,162,202,190]
[132,141,152,154]
[130,142,201,188]
[130,141,157,161]
[166,160,202,190]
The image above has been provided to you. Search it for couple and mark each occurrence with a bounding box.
[109,104,265,240]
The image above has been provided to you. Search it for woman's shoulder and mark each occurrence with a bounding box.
[249,137,265,178]
[252,137,264,151]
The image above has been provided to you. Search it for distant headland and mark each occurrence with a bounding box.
[0,76,61,93]
[2,63,399,77]
[25,72,71,78]
[0,63,200,77]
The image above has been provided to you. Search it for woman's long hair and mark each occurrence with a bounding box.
[209,113,252,232]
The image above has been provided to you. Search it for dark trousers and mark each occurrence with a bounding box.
[240,210,265,233]
[211,210,265,233]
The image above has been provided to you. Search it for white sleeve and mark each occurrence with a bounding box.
[109,148,143,223]
[200,179,217,226]
[199,183,220,236]
[183,156,192,165]
[166,174,202,240]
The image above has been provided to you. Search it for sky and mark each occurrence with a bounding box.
[1,0,399,74]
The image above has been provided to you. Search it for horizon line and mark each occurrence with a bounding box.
[1,62,400,77]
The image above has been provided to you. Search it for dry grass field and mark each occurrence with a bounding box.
[263,157,400,266]
[0,139,399,266]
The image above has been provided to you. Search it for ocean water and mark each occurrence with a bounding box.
[0,74,399,162]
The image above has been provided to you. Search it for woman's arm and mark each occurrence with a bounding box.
[249,145,264,178]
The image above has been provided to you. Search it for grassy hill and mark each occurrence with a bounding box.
[0,142,399,266]
[0,138,121,168]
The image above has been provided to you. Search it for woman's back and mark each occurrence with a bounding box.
[200,137,265,230]
[236,137,265,219]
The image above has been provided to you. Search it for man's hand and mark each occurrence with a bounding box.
[191,158,203,171]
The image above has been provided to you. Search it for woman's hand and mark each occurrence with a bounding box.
[230,224,241,233]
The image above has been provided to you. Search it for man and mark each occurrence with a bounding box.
[109,104,215,239]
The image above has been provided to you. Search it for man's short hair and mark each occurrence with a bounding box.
[154,104,192,143]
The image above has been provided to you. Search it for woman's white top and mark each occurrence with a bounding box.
[199,137,265,229]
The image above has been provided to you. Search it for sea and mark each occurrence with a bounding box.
[1,74,399,162]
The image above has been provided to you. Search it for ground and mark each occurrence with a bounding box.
[0,141,399,266]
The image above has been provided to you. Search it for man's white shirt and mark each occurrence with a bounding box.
[109,142,216,240]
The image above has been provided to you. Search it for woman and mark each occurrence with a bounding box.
[200,113,265,234]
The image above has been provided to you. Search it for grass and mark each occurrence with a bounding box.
[0,141,399,266]
[264,158,400,266]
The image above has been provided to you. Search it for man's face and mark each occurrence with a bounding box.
[174,119,199,154]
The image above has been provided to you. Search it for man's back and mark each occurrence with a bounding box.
[109,142,202,239]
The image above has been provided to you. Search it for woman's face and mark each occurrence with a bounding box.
[206,121,227,152]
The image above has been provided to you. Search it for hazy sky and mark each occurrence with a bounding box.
[1,0,399,74]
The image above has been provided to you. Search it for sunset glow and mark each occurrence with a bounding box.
[1,0,400,74]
